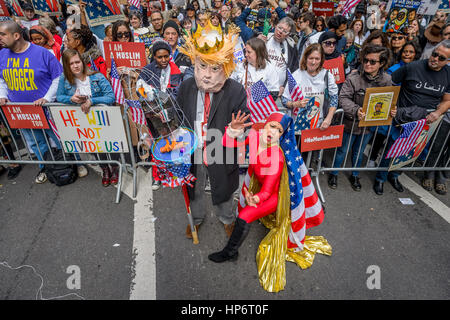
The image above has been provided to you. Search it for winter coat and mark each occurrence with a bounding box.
[339,69,392,135]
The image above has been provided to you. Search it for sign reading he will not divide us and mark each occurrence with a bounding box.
[50,105,129,153]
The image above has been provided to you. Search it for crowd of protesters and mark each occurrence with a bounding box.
[0,0,449,196]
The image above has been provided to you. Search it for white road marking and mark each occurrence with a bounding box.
[90,165,156,299]
[399,175,450,224]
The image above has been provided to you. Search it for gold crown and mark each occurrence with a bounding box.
[192,21,224,54]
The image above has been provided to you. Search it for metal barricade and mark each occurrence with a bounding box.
[0,103,137,203]
[312,109,450,203]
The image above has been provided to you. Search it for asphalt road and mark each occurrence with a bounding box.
[0,163,449,300]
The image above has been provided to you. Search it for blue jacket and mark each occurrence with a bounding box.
[235,7,287,44]
[56,72,115,105]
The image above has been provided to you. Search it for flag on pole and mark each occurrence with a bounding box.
[287,69,304,117]
[342,0,362,15]
[128,0,140,8]
[246,80,279,123]
[386,119,427,159]
[125,99,146,125]
[110,56,124,105]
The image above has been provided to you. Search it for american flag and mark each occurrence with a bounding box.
[342,0,361,15]
[246,80,279,123]
[31,0,60,14]
[43,106,60,140]
[89,55,98,71]
[128,0,140,8]
[294,97,320,131]
[110,57,124,105]
[386,119,426,159]
[237,116,324,251]
[287,69,304,117]
[11,0,24,16]
[125,99,146,125]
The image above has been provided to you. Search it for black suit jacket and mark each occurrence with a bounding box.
[177,77,249,205]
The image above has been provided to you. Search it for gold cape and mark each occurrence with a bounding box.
[247,163,332,293]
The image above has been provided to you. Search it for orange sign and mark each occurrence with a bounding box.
[104,41,147,69]
[2,105,50,129]
[323,57,346,84]
[300,125,344,152]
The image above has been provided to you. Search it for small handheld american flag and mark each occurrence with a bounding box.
[386,119,426,159]
[110,56,124,105]
[287,69,303,117]
[125,99,146,125]
[246,80,279,123]
[342,0,362,16]
[89,55,98,72]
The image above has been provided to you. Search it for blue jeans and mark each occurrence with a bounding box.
[331,131,373,177]
[22,129,61,169]
[375,135,400,183]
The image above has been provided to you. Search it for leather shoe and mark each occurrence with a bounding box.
[186,224,200,239]
[349,175,361,191]
[373,181,384,195]
[388,177,404,192]
[328,174,338,189]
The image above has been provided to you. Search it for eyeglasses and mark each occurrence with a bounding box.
[323,40,336,47]
[431,51,449,61]
[363,58,380,65]
[116,32,131,38]
[276,25,290,35]
[391,35,404,40]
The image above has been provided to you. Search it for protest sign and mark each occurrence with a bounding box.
[300,125,344,152]
[1,105,50,129]
[440,0,450,13]
[104,41,147,69]
[137,31,161,55]
[50,106,129,153]
[359,86,400,127]
[389,116,443,171]
[31,0,61,16]
[323,57,345,84]
[0,0,9,17]
[312,2,335,17]
[84,0,124,27]
[418,0,441,16]
[385,0,421,34]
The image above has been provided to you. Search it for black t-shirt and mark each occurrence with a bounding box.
[392,59,450,110]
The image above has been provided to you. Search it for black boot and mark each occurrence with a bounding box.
[208,218,250,263]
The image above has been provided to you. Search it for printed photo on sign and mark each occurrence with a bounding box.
[385,0,421,34]
[389,116,443,171]
[365,92,393,121]
[50,106,129,153]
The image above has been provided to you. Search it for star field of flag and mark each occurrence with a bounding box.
[125,99,146,125]
[31,0,60,14]
[247,80,278,123]
[386,119,426,159]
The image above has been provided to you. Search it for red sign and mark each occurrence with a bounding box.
[1,105,49,129]
[323,57,346,84]
[103,41,147,69]
[312,2,335,17]
[0,0,9,17]
[300,125,344,152]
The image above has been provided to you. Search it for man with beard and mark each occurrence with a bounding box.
[177,26,250,240]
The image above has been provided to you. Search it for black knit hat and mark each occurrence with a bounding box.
[162,20,180,36]
[152,38,172,55]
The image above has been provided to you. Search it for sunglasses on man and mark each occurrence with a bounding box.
[431,51,449,62]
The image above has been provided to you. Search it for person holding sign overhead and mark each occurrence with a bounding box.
[328,45,395,192]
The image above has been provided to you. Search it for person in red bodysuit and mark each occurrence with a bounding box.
[208,111,288,263]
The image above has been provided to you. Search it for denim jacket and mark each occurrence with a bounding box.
[56,72,115,105]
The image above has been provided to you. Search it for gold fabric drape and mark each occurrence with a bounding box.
[248,164,332,293]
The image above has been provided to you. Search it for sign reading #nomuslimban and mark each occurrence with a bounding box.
[50,106,129,153]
